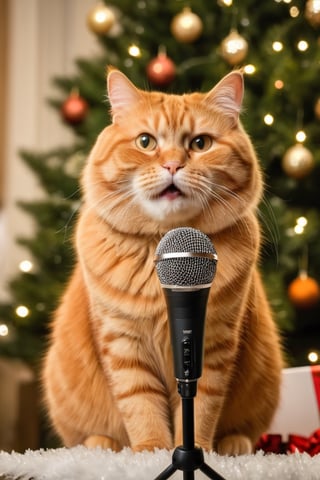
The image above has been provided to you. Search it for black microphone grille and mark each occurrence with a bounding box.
[154,227,218,288]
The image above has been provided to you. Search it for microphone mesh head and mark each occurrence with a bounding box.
[155,227,217,287]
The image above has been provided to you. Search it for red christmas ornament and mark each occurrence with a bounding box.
[61,90,88,125]
[146,52,176,87]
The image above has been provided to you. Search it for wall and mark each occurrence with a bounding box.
[0,0,102,300]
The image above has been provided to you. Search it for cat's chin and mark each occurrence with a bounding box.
[141,197,202,224]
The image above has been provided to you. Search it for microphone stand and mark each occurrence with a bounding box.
[154,381,226,480]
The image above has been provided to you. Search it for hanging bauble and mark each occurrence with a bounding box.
[170,7,203,44]
[61,90,88,125]
[305,0,320,28]
[282,143,314,179]
[220,29,248,65]
[314,98,320,119]
[146,51,176,87]
[87,4,116,35]
[288,272,320,308]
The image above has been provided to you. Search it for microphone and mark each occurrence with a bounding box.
[154,227,218,392]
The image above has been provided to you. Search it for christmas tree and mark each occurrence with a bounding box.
[1,0,320,367]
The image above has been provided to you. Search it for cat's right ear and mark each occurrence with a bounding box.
[107,67,142,121]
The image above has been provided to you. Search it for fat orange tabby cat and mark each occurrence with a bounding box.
[43,67,283,455]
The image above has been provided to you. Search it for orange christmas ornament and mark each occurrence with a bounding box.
[314,98,320,119]
[288,271,320,308]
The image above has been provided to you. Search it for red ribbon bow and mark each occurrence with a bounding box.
[256,429,320,456]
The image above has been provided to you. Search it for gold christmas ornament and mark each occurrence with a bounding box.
[220,29,248,65]
[305,0,320,28]
[87,4,116,35]
[282,143,315,179]
[171,7,203,43]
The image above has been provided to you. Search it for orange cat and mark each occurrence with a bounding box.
[42,68,283,455]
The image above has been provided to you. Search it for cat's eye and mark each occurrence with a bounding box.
[190,135,212,152]
[135,133,157,151]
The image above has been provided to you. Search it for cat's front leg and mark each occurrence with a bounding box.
[100,329,173,452]
[173,367,227,452]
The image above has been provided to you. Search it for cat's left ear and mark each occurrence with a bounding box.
[204,71,244,124]
[107,67,143,120]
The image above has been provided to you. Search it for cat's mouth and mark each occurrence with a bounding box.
[159,183,183,200]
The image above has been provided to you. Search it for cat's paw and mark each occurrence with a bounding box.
[217,434,252,456]
[132,439,171,452]
[84,434,122,452]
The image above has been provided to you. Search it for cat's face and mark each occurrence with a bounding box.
[83,69,262,235]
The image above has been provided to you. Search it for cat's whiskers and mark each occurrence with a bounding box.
[190,175,253,240]
[257,195,279,264]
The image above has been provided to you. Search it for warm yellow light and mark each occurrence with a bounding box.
[297,40,309,52]
[19,260,33,273]
[274,79,284,89]
[283,0,292,3]
[308,351,319,363]
[128,44,141,57]
[264,114,274,125]
[219,0,233,5]
[296,130,306,142]
[272,41,284,52]
[16,305,30,318]
[290,6,300,17]
[243,64,256,74]
[0,324,9,337]
[296,216,308,227]
[294,224,304,235]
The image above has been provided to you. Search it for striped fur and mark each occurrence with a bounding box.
[43,69,283,455]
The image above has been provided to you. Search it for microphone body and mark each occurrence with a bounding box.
[155,227,217,389]
[163,287,210,382]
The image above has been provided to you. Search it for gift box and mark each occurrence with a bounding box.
[257,365,320,455]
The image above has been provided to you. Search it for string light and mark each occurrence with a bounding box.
[128,44,141,57]
[308,351,319,363]
[218,0,233,6]
[296,130,306,142]
[297,216,308,227]
[15,305,30,318]
[290,6,300,17]
[274,79,284,89]
[0,324,9,337]
[297,40,309,52]
[294,216,308,234]
[19,260,33,273]
[264,114,274,125]
[272,41,284,52]
[294,224,304,234]
[243,64,256,74]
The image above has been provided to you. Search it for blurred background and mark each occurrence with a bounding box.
[0,0,320,452]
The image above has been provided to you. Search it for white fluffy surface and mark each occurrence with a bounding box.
[1,447,320,479]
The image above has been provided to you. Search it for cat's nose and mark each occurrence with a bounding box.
[162,160,184,174]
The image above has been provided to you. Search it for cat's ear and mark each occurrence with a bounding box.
[107,67,142,120]
[204,71,244,123]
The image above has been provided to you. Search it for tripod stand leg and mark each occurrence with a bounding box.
[200,462,225,480]
[183,471,194,480]
[153,463,177,480]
